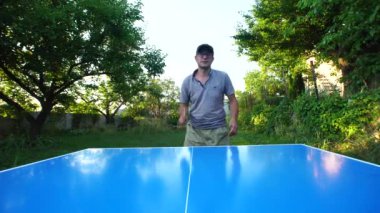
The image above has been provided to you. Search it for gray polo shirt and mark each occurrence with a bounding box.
[180,69,235,129]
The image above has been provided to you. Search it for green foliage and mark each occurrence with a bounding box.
[129,118,173,134]
[236,0,380,94]
[71,113,99,129]
[292,90,380,140]
[236,91,255,130]
[238,88,379,143]
[298,0,380,92]
[244,70,285,100]
[68,76,138,124]
[236,0,380,139]
[235,0,314,98]
[292,92,345,139]
[333,89,380,139]
[266,98,293,136]
[0,104,18,119]
[0,0,165,139]
[117,115,137,130]
[238,110,254,131]
[166,113,179,127]
[123,78,179,125]
[246,102,274,133]
[236,0,314,60]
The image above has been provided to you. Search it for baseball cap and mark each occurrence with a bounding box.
[196,44,214,55]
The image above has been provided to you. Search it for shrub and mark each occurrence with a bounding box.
[267,98,293,136]
[292,93,325,138]
[333,89,380,139]
[249,102,274,133]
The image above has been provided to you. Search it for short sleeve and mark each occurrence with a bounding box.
[179,76,191,104]
[224,73,235,96]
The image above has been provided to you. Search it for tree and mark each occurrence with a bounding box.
[0,72,39,118]
[298,0,380,93]
[244,70,285,101]
[124,78,179,123]
[69,73,149,125]
[235,0,319,60]
[150,78,179,121]
[235,0,380,95]
[235,0,313,98]
[70,78,122,125]
[0,0,165,141]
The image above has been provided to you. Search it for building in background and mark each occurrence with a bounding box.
[305,58,344,96]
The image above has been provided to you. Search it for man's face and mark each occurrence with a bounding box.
[195,51,214,69]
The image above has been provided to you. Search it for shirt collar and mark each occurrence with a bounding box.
[192,69,213,78]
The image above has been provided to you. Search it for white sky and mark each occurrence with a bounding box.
[140,0,259,91]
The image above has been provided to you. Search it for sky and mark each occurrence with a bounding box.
[140,0,259,91]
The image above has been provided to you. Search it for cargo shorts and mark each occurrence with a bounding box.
[184,124,230,146]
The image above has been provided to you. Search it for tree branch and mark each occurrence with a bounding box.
[111,102,125,117]
[0,64,42,101]
[0,90,35,123]
[54,71,109,96]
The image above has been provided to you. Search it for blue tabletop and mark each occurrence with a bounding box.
[1,145,379,213]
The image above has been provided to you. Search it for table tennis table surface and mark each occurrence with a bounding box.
[1,144,380,213]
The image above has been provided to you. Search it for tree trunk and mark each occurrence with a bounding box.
[338,57,354,96]
[289,73,305,99]
[310,61,319,101]
[105,114,115,125]
[29,117,45,142]
[28,102,54,143]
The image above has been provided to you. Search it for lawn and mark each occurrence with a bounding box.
[1,129,379,170]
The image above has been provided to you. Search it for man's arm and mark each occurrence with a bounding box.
[178,103,188,126]
[228,94,238,136]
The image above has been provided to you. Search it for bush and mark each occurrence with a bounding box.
[248,102,274,133]
[239,89,379,143]
[165,113,179,127]
[117,115,137,130]
[130,118,172,134]
[238,110,254,130]
[291,92,345,140]
[267,98,293,136]
[333,89,380,139]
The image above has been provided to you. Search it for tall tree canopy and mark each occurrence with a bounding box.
[0,0,165,140]
[235,0,313,98]
[298,0,380,92]
[235,0,379,94]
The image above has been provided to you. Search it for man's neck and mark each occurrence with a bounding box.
[194,67,211,85]
[197,67,211,76]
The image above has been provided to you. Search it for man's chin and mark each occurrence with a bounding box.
[199,65,211,70]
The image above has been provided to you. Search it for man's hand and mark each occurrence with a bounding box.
[177,116,187,128]
[229,119,238,136]
[227,94,238,136]
[178,103,188,128]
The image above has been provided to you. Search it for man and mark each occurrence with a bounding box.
[178,44,238,146]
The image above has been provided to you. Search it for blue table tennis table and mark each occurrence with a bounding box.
[1,144,379,213]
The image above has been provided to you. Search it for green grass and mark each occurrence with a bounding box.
[231,132,296,145]
[1,129,379,170]
[0,128,185,170]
